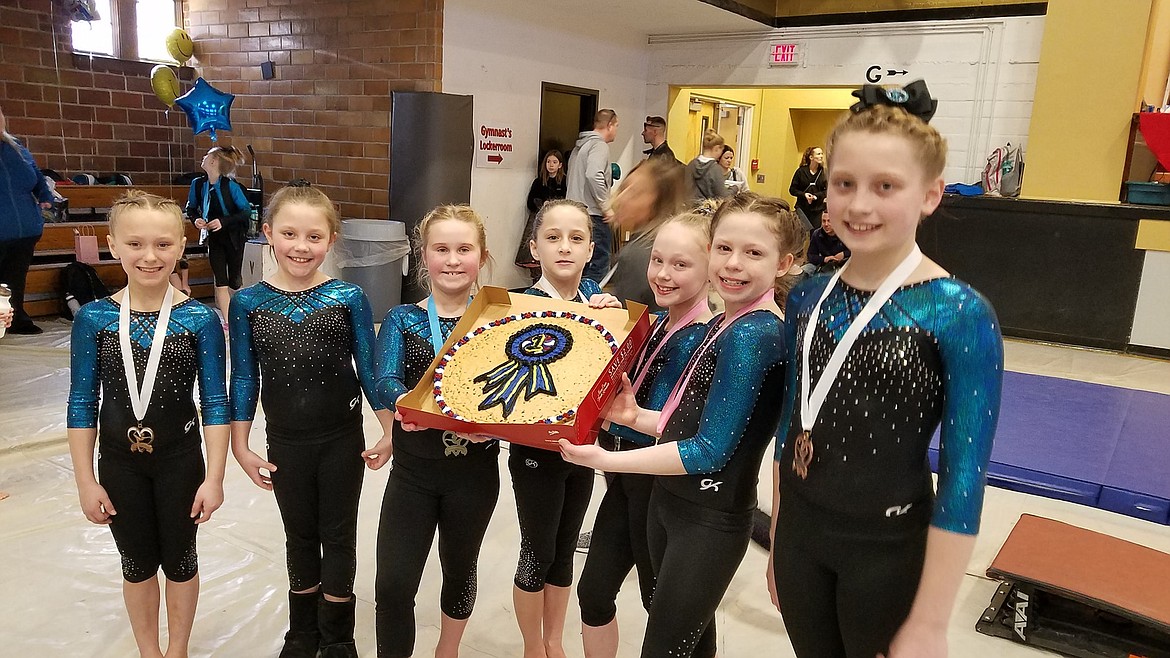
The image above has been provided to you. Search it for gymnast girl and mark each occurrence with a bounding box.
[68,190,229,658]
[229,185,392,657]
[365,205,500,658]
[576,211,714,658]
[561,192,805,658]
[185,145,251,326]
[768,80,1003,658]
[512,198,619,658]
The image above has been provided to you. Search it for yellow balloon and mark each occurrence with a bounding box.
[150,65,180,108]
[166,28,194,65]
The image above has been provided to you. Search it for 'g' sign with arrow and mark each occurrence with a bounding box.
[865,66,910,83]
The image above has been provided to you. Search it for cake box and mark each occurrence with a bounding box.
[397,286,651,451]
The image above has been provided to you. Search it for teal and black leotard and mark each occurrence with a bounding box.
[67,296,227,583]
[373,302,501,656]
[229,279,384,441]
[772,275,1003,658]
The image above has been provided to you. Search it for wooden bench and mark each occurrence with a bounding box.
[57,184,191,214]
[26,220,215,318]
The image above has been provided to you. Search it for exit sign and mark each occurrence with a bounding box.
[768,42,799,66]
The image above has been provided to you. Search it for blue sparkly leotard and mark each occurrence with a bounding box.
[523,278,603,303]
[601,314,708,451]
[375,303,499,459]
[775,276,1003,535]
[229,279,384,444]
[657,310,786,514]
[68,297,229,457]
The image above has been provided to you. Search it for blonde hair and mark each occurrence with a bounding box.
[661,210,713,246]
[108,190,186,237]
[265,185,341,235]
[709,192,807,305]
[701,129,725,152]
[826,104,947,180]
[206,145,246,177]
[530,198,592,241]
[413,204,490,290]
[0,106,19,149]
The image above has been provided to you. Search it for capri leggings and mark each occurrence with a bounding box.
[773,492,928,658]
[508,444,594,592]
[99,447,205,584]
[577,471,655,627]
[375,449,500,658]
[640,483,752,658]
[267,430,365,597]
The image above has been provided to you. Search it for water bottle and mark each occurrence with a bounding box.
[66,293,81,316]
[0,284,12,339]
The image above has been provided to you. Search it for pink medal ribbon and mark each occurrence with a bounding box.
[628,295,710,394]
[655,288,776,436]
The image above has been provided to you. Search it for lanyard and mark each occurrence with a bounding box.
[533,275,586,302]
[118,285,176,425]
[628,295,709,394]
[201,178,229,220]
[656,287,775,435]
[426,294,470,356]
[799,245,922,434]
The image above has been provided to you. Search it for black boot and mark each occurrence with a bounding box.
[278,591,320,658]
[318,596,359,657]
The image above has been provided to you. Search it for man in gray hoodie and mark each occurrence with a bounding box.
[566,109,618,282]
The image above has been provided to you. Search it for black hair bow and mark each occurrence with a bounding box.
[850,79,938,123]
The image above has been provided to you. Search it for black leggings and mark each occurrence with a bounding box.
[577,472,655,627]
[99,448,205,583]
[375,449,500,658]
[641,483,752,658]
[508,445,594,592]
[207,233,244,289]
[268,431,365,598]
[773,492,928,658]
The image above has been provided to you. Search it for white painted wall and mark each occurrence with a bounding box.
[646,16,1046,184]
[1131,250,1170,350]
[443,0,654,288]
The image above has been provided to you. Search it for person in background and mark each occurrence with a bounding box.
[567,109,620,282]
[605,157,687,314]
[516,150,567,277]
[789,146,827,230]
[641,116,679,164]
[186,146,251,329]
[685,130,733,203]
[803,207,850,274]
[0,105,54,335]
[720,145,749,194]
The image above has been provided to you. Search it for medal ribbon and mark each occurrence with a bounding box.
[656,288,775,435]
[119,285,176,425]
[629,295,709,394]
[799,245,923,436]
[533,275,587,303]
[426,294,471,357]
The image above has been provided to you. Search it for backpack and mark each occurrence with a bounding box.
[60,261,110,320]
[982,142,1024,197]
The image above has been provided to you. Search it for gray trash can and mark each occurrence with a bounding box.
[334,219,411,321]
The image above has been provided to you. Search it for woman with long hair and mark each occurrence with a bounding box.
[789,146,827,229]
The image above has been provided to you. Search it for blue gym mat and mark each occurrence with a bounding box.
[929,371,1170,525]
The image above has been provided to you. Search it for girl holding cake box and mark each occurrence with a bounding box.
[67,191,230,658]
[560,193,804,658]
[366,205,501,658]
[512,198,620,658]
[228,186,392,657]
[576,211,715,658]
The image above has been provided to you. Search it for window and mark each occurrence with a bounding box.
[71,0,181,63]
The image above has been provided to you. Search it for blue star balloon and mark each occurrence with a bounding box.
[174,78,234,142]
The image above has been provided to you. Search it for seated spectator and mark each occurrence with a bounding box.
[804,208,850,274]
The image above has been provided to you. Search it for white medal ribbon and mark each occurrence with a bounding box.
[533,275,587,303]
[119,285,176,439]
[799,245,922,435]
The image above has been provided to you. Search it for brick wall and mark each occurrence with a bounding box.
[187,0,444,220]
[0,0,195,185]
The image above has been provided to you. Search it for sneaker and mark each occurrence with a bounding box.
[7,323,43,335]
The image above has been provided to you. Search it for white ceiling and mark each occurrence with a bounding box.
[477,0,769,43]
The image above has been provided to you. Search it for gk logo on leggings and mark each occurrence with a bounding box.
[184,417,196,433]
[525,458,538,469]
[349,396,360,410]
[699,478,722,492]
[885,503,913,517]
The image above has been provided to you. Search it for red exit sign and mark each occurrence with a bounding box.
[768,42,799,66]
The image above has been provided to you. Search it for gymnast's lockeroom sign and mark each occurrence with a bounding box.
[476,123,516,168]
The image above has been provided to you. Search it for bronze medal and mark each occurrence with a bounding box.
[793,430,813,479]
[128,425,155,454]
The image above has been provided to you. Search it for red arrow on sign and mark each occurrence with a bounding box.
[487,154,503,164]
